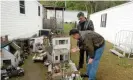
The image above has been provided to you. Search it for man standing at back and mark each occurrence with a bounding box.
[77,12,94,70]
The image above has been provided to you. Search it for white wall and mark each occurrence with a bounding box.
[51,37,70,63]
[52,37,70,50]
[64,10,87,23]
[1,48,16,67]
[90,2,133,43]
[1,0,43,40]
[53,49,69,63]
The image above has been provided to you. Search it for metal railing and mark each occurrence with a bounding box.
[114,30,133,58]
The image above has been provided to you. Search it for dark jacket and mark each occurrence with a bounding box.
[77,19,94,47]
[77,20,94,31]
[79,31,105,59]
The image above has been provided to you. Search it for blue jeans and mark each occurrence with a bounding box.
[86,45,105,80]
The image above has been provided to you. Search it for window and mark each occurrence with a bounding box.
[19,0,25,14]
[3,60,11,66]
[38,6,40,16]
[66,40,68,44]
[55,40,59,45]
[15,58,16,62]
[65,55,68,60]
[55,56,58,60]
[9,45,17,54]
[60,55,63,61]
[55,40,68,45]
[59,40,65,44]
[100,13,107,27]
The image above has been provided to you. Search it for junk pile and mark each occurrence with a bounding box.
[30,36,44,53]
[15,38,30,60]
[46,60,82,80]
[1,35,25,80]
[1,66,25,80]
[30,36,48,62]
[43,35,82,80]
[28,29,82,80]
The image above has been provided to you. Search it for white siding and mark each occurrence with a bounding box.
[1,48,16,67]
[1,0,43,40]
[90,2,133,43]
[52,37,70,50]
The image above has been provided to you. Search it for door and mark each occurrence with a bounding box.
[60,55,63,61]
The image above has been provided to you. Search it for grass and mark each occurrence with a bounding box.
[10,54,47,80]
[66,23,133,80]
[70,41,133,80]
[11,23,133,80]
[64,23,75,34]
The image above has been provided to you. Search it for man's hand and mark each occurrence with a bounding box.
[71,47,80,53]
[88,58,93,64]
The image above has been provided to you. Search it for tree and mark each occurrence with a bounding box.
[39,1,128,15]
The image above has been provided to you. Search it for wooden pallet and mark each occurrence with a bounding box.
[110,49,125,58]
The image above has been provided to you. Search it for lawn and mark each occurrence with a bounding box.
[11,23,133,80]
[65,23,133,80]
[70,41,133,80]
[10,54,47,80]
[64,23,75,34]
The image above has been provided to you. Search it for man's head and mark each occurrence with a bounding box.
[77,12,86,23]
[69,29,80,40]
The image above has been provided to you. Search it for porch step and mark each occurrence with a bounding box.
[110,49,124,57]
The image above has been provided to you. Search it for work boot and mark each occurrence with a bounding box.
[81,74,89,78]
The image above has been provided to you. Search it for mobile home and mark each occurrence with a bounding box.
[1,0,43,40]
[90,2,133,58]
[1,36,21,67]
[90,2,133,44]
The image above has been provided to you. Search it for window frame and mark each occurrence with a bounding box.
[100,13,107,27]
[55,56,58,60]
[38,6,40,16]
[19,0,25,14]
[55,40,68,45]
[8,45,17,54]
[3,59,11,66]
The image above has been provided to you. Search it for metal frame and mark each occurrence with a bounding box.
[113,30,133,59]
